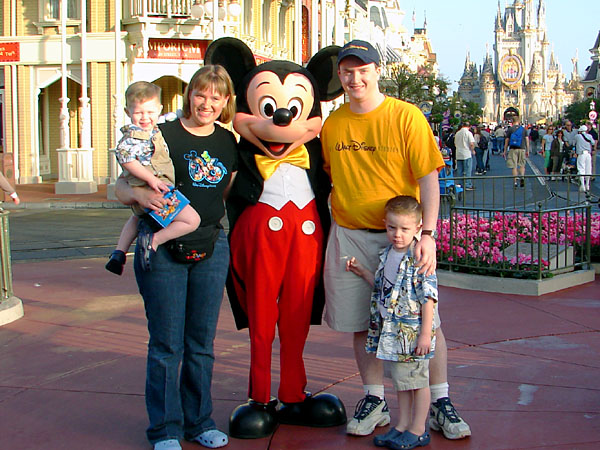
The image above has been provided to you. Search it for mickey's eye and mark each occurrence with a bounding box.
[259,97,277,119]
[288,98,303,120]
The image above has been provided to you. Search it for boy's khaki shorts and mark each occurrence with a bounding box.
[386,359,430,391]
[323,221,441,332]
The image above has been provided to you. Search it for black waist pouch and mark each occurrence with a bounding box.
[166,225,221,263]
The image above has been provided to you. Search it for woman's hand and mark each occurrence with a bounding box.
[115,176,169,212]
[134,186,169,212]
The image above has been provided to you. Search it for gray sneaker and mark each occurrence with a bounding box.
[346,395,390,436]
[429,397,471,440]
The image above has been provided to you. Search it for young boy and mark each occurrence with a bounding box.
[106,81,200,275]
[346,196,437,449]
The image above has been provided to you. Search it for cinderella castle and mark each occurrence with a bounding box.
[458,0,584,124]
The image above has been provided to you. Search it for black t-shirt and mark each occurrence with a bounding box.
[159,119,238,227]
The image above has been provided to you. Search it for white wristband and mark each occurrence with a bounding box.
[10,192,18,199]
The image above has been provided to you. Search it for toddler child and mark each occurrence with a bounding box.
[346,195,437,450]
[106,81,200,275]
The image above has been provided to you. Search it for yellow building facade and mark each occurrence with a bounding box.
[0,0,327,194]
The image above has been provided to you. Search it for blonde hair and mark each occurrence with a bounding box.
[384,195,422,221]
[182,65,235,124]
[125,81,161,110]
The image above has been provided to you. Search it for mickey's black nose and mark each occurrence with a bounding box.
[273,108,293,126]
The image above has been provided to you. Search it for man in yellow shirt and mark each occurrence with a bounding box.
[321,40,471,441]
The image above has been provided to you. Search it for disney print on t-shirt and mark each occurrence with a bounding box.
[184,150,228,187]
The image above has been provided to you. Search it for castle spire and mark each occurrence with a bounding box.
[571,49,580,81]
[496,2,504,30]
[537,0,546,30]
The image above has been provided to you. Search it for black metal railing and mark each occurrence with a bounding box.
[437,174,596,279]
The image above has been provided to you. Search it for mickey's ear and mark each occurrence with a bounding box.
[204,37,256,88]
[307,45,344,102]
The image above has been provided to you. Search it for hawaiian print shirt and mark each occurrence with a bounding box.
[115,124,162,166]
[365,242,438,362]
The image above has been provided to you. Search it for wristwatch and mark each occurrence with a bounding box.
[421,229,437,239]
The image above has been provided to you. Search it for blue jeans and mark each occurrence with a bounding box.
[134,224,229,444]
[475,148,485,172]
[456,157,473,188]
[495,137,504,153]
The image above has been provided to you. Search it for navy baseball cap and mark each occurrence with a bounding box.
[337,40,380,66]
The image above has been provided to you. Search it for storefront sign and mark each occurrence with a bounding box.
[254,54,272,65]
[0,43,20,62]
[147,39,208,60]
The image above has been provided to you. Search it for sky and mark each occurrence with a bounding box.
[400,0,600,91]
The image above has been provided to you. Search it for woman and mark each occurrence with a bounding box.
[550,129,565,178]
[116,65,237,450]
[473,126,486,175]
[541,126,555,175]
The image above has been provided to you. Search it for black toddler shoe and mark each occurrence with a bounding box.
[105,250,126,275]
[229,398,278,439]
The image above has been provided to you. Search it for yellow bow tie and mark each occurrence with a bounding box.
[255,145,310,180]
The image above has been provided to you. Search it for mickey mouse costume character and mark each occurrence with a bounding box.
[204,38,346,439]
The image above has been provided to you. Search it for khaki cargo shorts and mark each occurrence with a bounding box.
[386,359,430,391]
[506,148,526,168]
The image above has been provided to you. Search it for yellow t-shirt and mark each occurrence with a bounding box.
[321,96,444,230]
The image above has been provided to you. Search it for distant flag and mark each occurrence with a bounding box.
[412,9,416,28]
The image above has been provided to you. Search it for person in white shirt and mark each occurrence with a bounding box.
[575,125,596,193]
[454,122,475,189]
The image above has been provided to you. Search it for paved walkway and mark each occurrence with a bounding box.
[0,180,599,449]
[1,257,598,449]
[2,182,125,209]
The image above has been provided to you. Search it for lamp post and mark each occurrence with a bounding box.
[436,92,448,134]
[421,84,430,101]
[418,84,433,122]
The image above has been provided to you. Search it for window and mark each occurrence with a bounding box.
[243,0,252,35]
[45,0,80,21]
[262,0,272,42]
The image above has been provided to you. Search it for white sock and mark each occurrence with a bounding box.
[430,382,449,403]
[364,384,385,400]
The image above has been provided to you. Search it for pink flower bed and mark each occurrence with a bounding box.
[436,212,600,272]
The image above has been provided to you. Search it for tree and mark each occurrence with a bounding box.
[380,64,451,131]
[380,64,450,106]
[439,93,484,129]
[564,97,599,126]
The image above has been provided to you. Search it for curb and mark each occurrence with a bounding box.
[2,202,128,210]
[438,268,596,296]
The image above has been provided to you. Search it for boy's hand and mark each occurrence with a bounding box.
[147,178,171,194]
[345,256,376,288]
[415,333,432,356]
[346,257,363,276]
